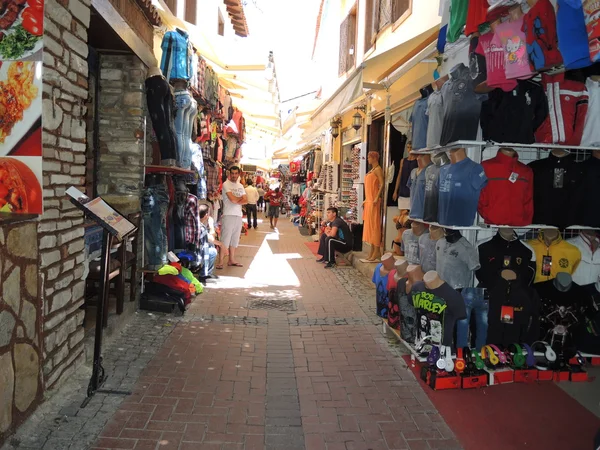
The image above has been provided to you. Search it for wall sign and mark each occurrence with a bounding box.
[0,0,43,215]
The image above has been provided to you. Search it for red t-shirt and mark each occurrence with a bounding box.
[267,191,283,206]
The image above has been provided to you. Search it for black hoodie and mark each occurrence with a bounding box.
[487,276,541,348]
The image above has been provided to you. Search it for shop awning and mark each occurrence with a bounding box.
[303,25,439,140]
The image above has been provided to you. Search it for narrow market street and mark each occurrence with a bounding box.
[3,218,459,450]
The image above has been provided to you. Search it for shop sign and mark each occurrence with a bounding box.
[342,126,361,145]
[0,0,44,215]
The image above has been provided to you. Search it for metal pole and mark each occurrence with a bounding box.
[381,91,392,253]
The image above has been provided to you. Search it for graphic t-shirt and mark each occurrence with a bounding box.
[407,163,432,219]
[436,237,481,290]
[477,32,518,92]
[410,97,429,150]
[581,78,600,147]
[267,190,283,206]
[331,217,352,245]
[372,264,390,318]
[437,157,488,227]
[522,0,563,71]
[584,0,600,61]
[222,180,245,216]
[401,230,421,265]
[411,281,467,346]
[493,18,534,80]
[419,233,438,273]
[422,163,444,222]
[557,0,593,69]
[396,278,416,342]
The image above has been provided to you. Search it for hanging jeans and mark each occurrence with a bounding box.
[174,90,193,169]
[246,204,258,228]
[456,287,489,350]
[141,185,169,270]
[145,75,177,163]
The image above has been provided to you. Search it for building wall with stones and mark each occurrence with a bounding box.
[39,0,90,391]
[97,54,148,214]
[0,223,43,441]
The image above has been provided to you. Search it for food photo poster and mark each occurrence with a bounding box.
[0,0,43,215]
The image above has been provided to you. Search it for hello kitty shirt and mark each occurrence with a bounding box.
[492,17,534,80]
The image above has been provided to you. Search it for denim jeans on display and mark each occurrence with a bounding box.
[174,90,193,169]
[142,185,170,269]
[187,98,198,167]
[456,287,489,350]
[145,75,177,162]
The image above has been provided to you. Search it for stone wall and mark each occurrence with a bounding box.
[0,222,42,442]
[40,0,91,390]
[97,53,148,214]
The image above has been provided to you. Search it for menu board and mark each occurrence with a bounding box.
[0,0,43,215]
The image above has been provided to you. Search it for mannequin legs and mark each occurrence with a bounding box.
[367,244,382,261]
[145,76,177,164]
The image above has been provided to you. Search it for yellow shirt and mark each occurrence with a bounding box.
[527,235,581,284]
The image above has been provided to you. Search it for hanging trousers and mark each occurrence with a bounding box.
[145,75,177,162]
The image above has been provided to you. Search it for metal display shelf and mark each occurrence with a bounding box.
[411,140,600,155]
[145,165,195,175]
[408,217,600,232]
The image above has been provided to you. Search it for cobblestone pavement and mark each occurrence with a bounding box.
[3,219,460,450]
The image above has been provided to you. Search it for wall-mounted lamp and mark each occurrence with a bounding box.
[330,117,342,138]
[352,105,367,131]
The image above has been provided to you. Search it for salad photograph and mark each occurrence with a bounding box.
[0,0,43,61]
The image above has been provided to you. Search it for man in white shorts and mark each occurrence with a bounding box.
[221,166,247,267]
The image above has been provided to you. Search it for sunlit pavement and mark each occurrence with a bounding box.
[91,218,460,450]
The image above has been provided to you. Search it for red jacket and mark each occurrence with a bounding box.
[478,150,534,226]
[535,73,588,146]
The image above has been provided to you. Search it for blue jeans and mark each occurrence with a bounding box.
[141,185,169,269]
[201,244,218,276]
[456,287,489,350]
[174,90,193,169]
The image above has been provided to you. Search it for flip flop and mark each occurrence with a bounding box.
[216,264,224,270]
[228,262,243,267]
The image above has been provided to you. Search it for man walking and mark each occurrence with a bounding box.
[266,187,283,229]
[257,184,266,211]
[244,179,259,229]
[221,166,247,267]
[317,207,353,268]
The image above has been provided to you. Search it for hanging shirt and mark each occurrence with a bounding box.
[440,64,485,145]
[184,194,200,247]
[567,234,600,286]
[583,0,600,61]
[437,157,488,227]
[410,97,429,150]
[425,90,444,148]
[401,229,421,265]
[418,232,437,273]
[160,30,192,82]
[411,281,467,346]
[557,0,593,69]
[465,0,488,36]
[493,18,534,80]
[527,233,582,283]
[372,264,390,318]
[477,32,518,92]
[422,163,445,223]
[581,78,600,147]
[398,157,418,199]
[407,163,432,219]
[478,150,534,226]
[447,0,468,43]
[436,237,481,290]
[577,156,600,228]
[522,0,563,71]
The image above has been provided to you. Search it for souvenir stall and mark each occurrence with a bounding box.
[377,0,600,390]
[140,28,247,312]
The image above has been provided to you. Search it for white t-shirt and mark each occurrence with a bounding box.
[245,186,259,204]
[222,179,245,216]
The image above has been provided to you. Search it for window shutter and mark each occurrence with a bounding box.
[165,0,177,14]
[364,0,374,52]
[185,0,197,24]
[346,13,356,72]
[339,15,349,76]
[371,0,381,44]
[392,0,410,23]
[379,0,392,30]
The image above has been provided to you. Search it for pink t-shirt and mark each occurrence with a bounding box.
[387,270,397,291]
[493,18,534,80]
[476,32,517,92]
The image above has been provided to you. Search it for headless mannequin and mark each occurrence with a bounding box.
[500,147,517,158]
[554,272,573,292]
[430,225,444,241]
[594,150,600,160]
[394,258,409,282]
[444,229,462,244]
[449,148,467,164]
[380,253,395,275]
[420,84,434,98]
[581,230,600,253]
[424,270,445,289]
[411,221,427,237]
[416,154,432,178]
[432,152,450,167]
[543,228,560,246]
[551,149,569,158]
[146,67,177,165]
[499,228,516,241]
[501,269,517,281]
[406,264,425,293]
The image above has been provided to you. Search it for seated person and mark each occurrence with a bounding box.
[316,207,353,268]
[199,204,220,282]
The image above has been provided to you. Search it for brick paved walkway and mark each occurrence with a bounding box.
[88,218,460,450]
